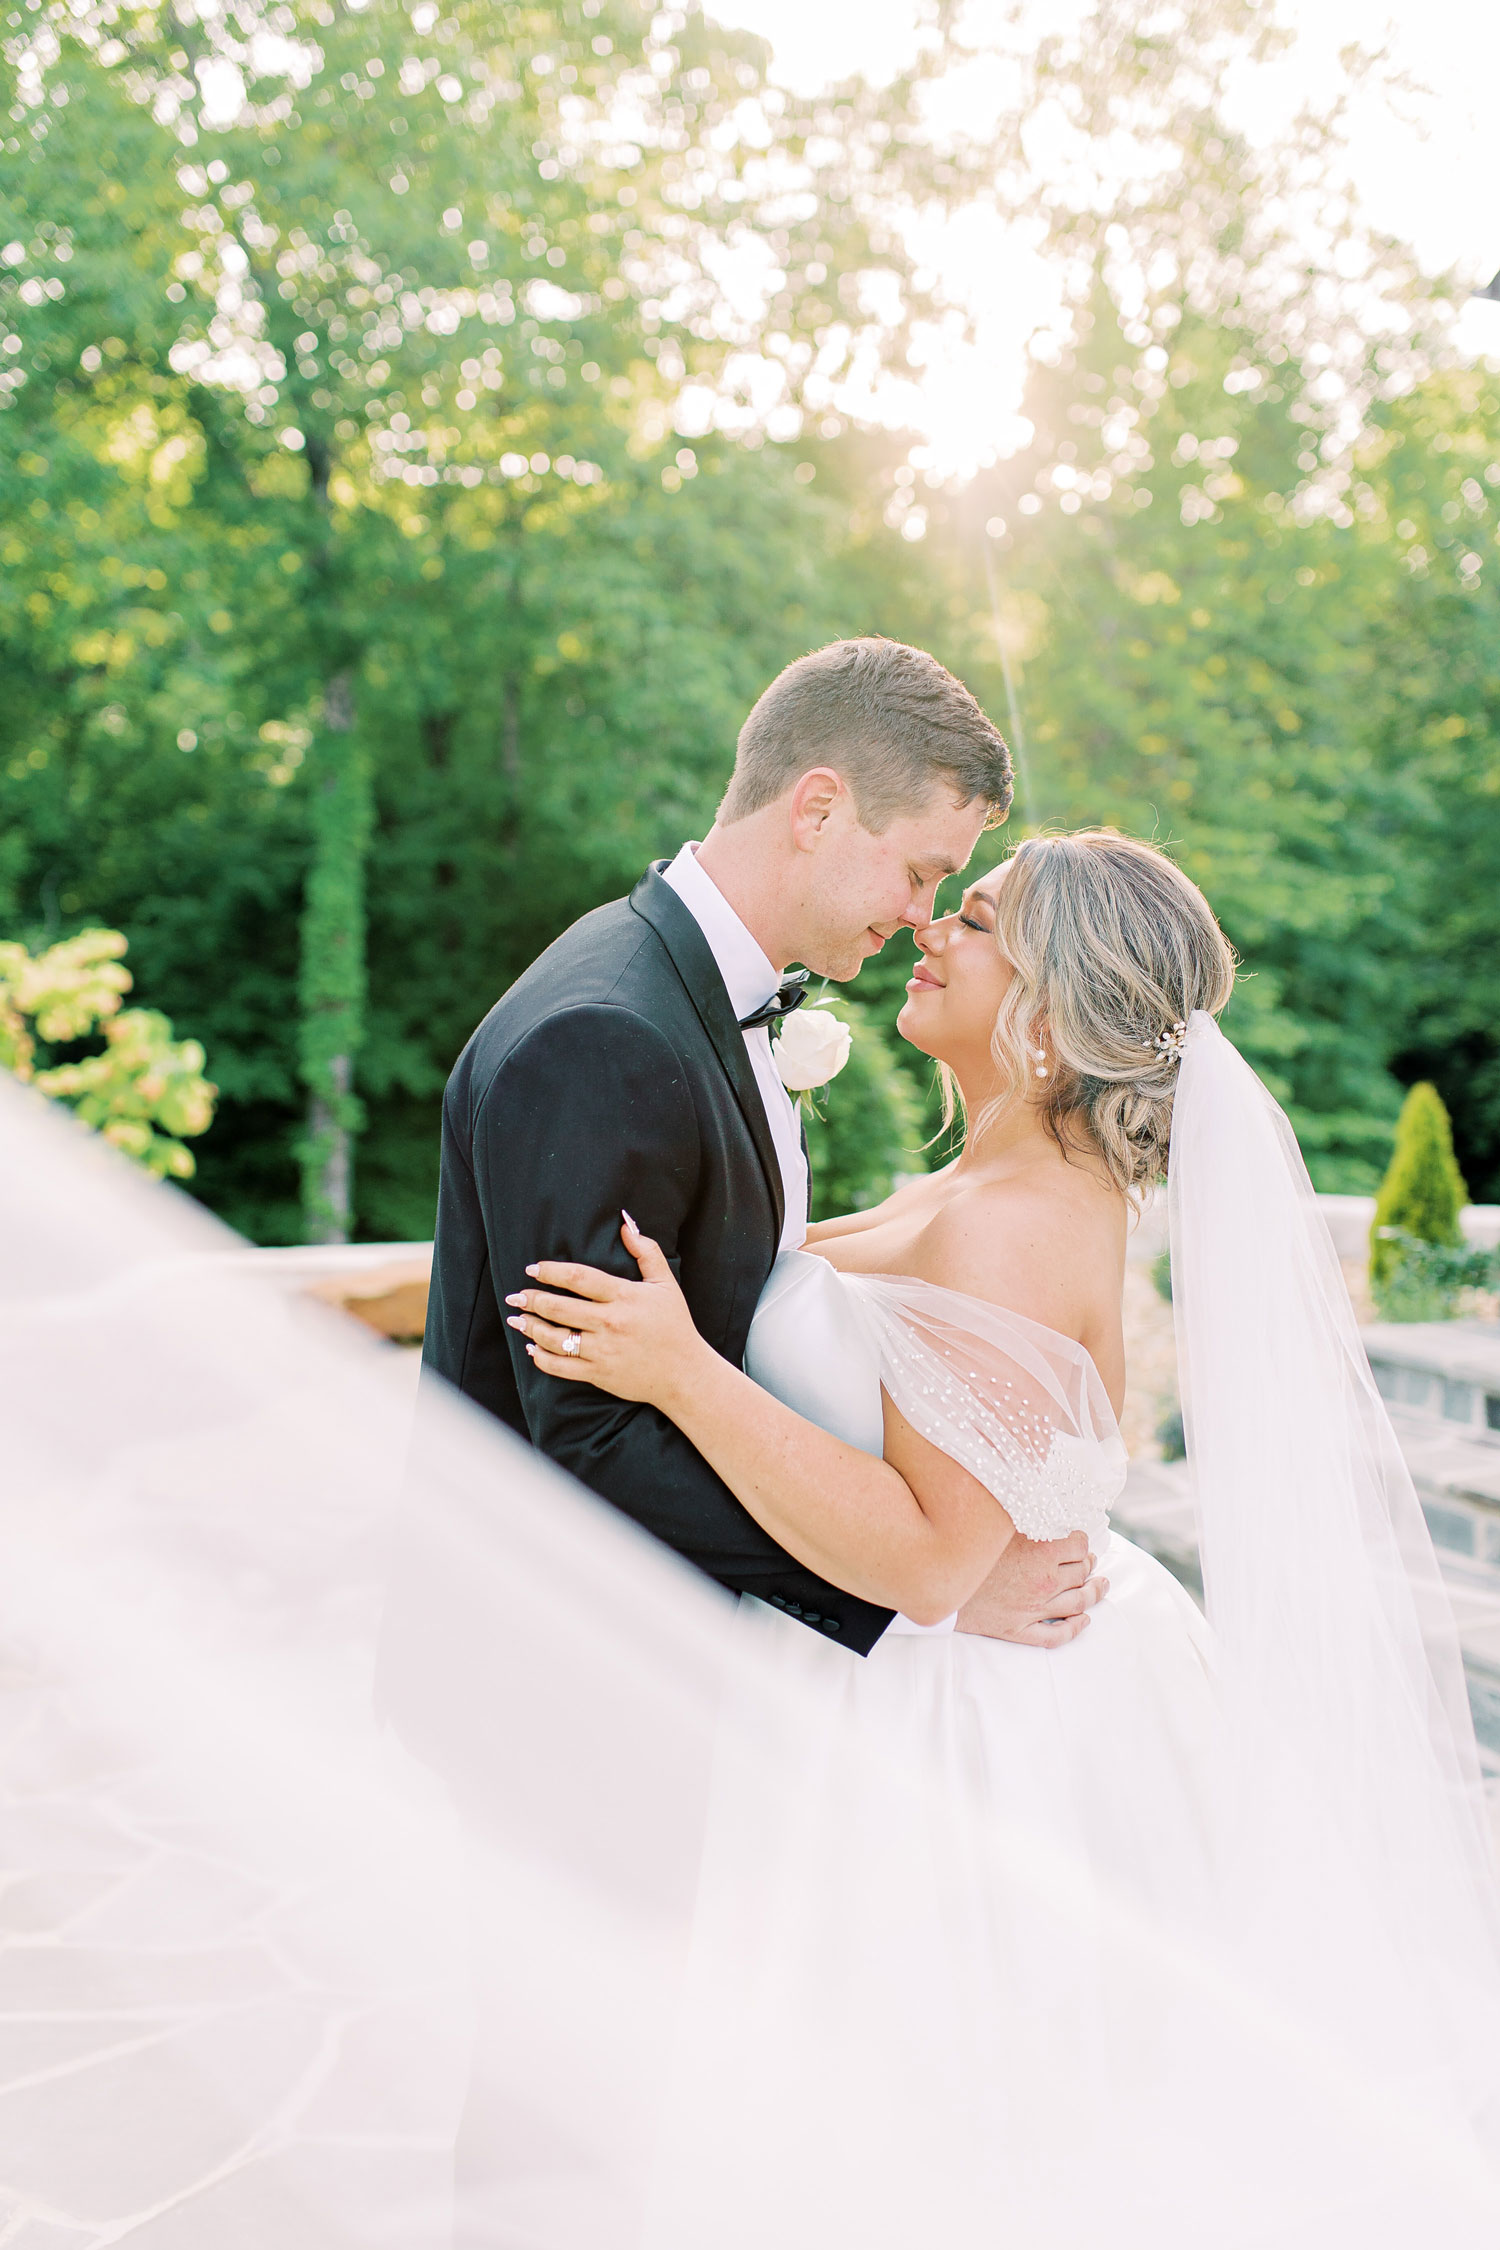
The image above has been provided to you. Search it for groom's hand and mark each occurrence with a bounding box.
[956,1531,1106,1648]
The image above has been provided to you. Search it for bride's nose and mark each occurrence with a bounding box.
[914,918,944,958]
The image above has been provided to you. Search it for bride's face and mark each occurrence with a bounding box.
[897,865,1015,1071]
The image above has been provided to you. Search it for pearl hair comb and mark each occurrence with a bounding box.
[1146,1020,1188,1066]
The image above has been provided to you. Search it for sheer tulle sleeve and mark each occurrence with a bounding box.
[843,1275,1128,1543]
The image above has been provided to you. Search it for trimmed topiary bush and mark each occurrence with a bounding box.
[1370,1081,1467,1300]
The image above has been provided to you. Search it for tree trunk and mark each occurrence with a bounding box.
[299,669,372,1245]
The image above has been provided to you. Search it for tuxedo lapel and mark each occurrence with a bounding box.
[629,863,787,1245]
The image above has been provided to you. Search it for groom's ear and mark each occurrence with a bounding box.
[787,767,847,848]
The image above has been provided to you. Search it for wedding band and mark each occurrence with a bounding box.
[562,1330,582,1358]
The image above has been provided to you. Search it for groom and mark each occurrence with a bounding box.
[425,637,1101,1650]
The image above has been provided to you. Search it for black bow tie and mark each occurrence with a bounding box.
[738,973,810,1033]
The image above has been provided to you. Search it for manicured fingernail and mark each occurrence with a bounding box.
[524,1265,538,1277]
[507,1316,523,1330]
[621,1208,639,1232]
[505,1293,524,1307]
[525,1343,535,1356]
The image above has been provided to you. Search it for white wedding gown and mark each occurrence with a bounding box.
[640,1246,1500,2249]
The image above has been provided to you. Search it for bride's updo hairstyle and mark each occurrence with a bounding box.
[983,830,1236,1194]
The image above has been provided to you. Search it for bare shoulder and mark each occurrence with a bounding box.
[904,1155,1127,1345]
[806,1158,957,1244]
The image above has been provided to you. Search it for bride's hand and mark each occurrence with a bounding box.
[505,1215,709,1409]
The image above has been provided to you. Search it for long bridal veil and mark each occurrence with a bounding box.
[1169,1014,1500,2151]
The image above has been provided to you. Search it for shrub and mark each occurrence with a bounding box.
[1370,1230,1498,1324]
[802,997,927,1222]
[0,929,216,1179]
[1369,1082,1467,1291]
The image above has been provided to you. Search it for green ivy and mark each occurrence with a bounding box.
[297,692,373,1243]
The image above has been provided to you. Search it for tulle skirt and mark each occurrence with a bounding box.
[643,1533,1500,2249]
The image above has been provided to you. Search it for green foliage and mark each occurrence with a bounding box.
[1370,1081,1468,1290]
[1354,373,1500,1204]
[803,1000,927,1224]
[1151,1248,1173,1304]
[0,928,215,1177]
[2,0,1496,1244]
[1370,1231,1498,1325]
[962,280,1424,1188]
[0,0,963,1241]
[0,926,131,1072]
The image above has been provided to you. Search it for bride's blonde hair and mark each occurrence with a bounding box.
[945,830,1237,1196]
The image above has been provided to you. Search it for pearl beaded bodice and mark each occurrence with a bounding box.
[745,1252,1126,1549]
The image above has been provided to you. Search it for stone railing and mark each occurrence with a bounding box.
[244,1241,433,1340]
[1124,1189,1500,1264]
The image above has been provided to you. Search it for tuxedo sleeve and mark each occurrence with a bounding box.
[470,1004,892,1653]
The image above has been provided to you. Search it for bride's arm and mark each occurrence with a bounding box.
[506,1228,1013,1625]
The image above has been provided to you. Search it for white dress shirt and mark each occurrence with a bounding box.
[662,843,808,1253]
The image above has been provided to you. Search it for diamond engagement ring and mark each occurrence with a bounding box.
[562,1330,582,1358]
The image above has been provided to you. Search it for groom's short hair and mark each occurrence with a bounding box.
[719,638,1012,831]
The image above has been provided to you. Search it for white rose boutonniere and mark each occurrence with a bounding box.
[773,1002,853,1096]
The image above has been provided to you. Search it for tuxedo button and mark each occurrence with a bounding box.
[785,1602,803,1618]
[803,1612,821,1626]
[822,1620,841,1635]
[769,1594,786,1608]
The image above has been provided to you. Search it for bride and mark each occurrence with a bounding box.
[507,829,1500,2247]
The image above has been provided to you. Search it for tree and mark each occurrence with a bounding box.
[952,288,1418,1185]
[904,3,1472,1190]
[7,0,1497,1241]
[1350,371,1500,1203]
[1,0,954,1239]
[1369,1081,1467,1289]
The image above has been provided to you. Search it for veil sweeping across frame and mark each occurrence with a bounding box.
[0,1074,778,2247]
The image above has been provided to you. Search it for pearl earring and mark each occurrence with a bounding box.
[1034,1045,1049,1080]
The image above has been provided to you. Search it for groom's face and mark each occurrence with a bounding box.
[793,783,992,982]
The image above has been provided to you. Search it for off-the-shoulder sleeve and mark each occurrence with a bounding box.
[844,1275,1127,1544]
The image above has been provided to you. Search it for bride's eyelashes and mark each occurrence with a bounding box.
[958,914,987,934]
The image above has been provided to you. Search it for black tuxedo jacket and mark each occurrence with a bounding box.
[422,862,895,1655]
